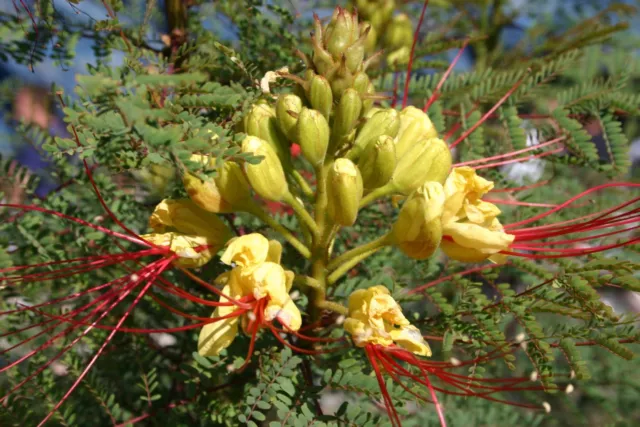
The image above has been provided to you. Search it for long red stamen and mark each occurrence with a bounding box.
[424,39,470,112]
[366,345,402,427]
[409,264,501,294]
[402,0,430,108]
[448,72,530,149]
[454,136,564,167]
[36,258,171,427]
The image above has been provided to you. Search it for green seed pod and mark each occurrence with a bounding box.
[392,137,451,195]
[358,135,396,190]
[384,14,413,51]
[395,106,438,159]
[242,136,289,201]
[275,94,303,142]
[245,103,291,167]
[297,108,330,167]
[392,182,445,260]
[308,74,333,119]
[332,88,363,149]
[327,158,363,226]
[349,108,400,160]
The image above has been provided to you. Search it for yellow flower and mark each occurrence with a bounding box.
[149,199,232,241]
[441,167,514,263]
[141,233,216,269]
[344,285,431,356]
[197,234,301,357]
[143,199,232,268]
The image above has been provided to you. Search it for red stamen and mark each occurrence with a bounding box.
[472,147,563,170]
[366,345,402,427]
[454,137,564,167]
[402,0,431,108]
[423,39,470,112]
[448,72,530,149]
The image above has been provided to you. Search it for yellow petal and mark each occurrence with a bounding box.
[141,232,215,268]
[267,240,283,264]
[389,326,432,357]
[440,239,494,263]
[444,222,514,252]
[197,285,240,356]
[264,298,302,331]
[245,262,289,304]
[220,233,270,268]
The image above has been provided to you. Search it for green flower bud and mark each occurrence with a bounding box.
[364,21,377,53]
[328,58,355,99]
[242,136,289,201]
[308,74,333,119]
[392,137,451,194]
[297,108,330,167]
[392,182,445,260]
[323,8,360,61]
[395,106,438,159]
[358,135,396,190]
[183,155,252,213]
[245,103,291,167]
[331,88,362,150]
[387,46,411,66]
[327,158,363,226]
[275,94,303,142]
[349,108,400,160]
[384,14,413,51]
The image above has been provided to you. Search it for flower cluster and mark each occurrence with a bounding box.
[2,5,639,427]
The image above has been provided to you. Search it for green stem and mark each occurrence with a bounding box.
[359,183,394,209]
[327,233,392,272]
[293,275,323,290]
[292,170,315,200]
[327,245,387,285]
[283,192,319,237]
[247,206,311,259]
[316,300,348,316]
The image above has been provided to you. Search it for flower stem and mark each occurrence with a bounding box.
[327,233,392,272]
[292,170,315,200]
[284,192,319,237]
[359,183,394,209]
[293,275,323,290]
[247,206,311,259]
[316,300,348,316]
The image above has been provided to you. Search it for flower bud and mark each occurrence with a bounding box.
[308,74,334,119]
[364,22,377,53]
[331,88,362,149]
[395,106,438,159]
[183,155,251,213]
[358,135,396,190]
[387,46,411,65]
[329,58,355,99]
[245,103,291,168]
[327,158,363,226]
[384,14,413,51]
[323,7,359,61]
[216,161,253,208]
[297,108,330,167]
[349,108,400,160]
[242,136,289,201]
[392,182,445,260]
[392,137,451,195]
[275,94,303,142]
